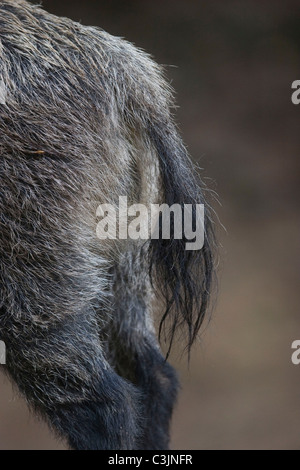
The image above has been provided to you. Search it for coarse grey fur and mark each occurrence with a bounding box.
[0,0,215,450]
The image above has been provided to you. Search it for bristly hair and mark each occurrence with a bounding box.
[148,121,216,359]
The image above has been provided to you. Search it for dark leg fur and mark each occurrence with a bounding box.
[2,290,143,450]
[106,249,179,450]
[135,340,179,449]
[48,370,142,450]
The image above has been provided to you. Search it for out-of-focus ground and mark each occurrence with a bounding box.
[0,0,299,449]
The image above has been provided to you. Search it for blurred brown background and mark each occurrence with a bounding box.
[0,0,299,450]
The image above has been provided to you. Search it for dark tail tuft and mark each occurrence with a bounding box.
[147,121,216,357]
